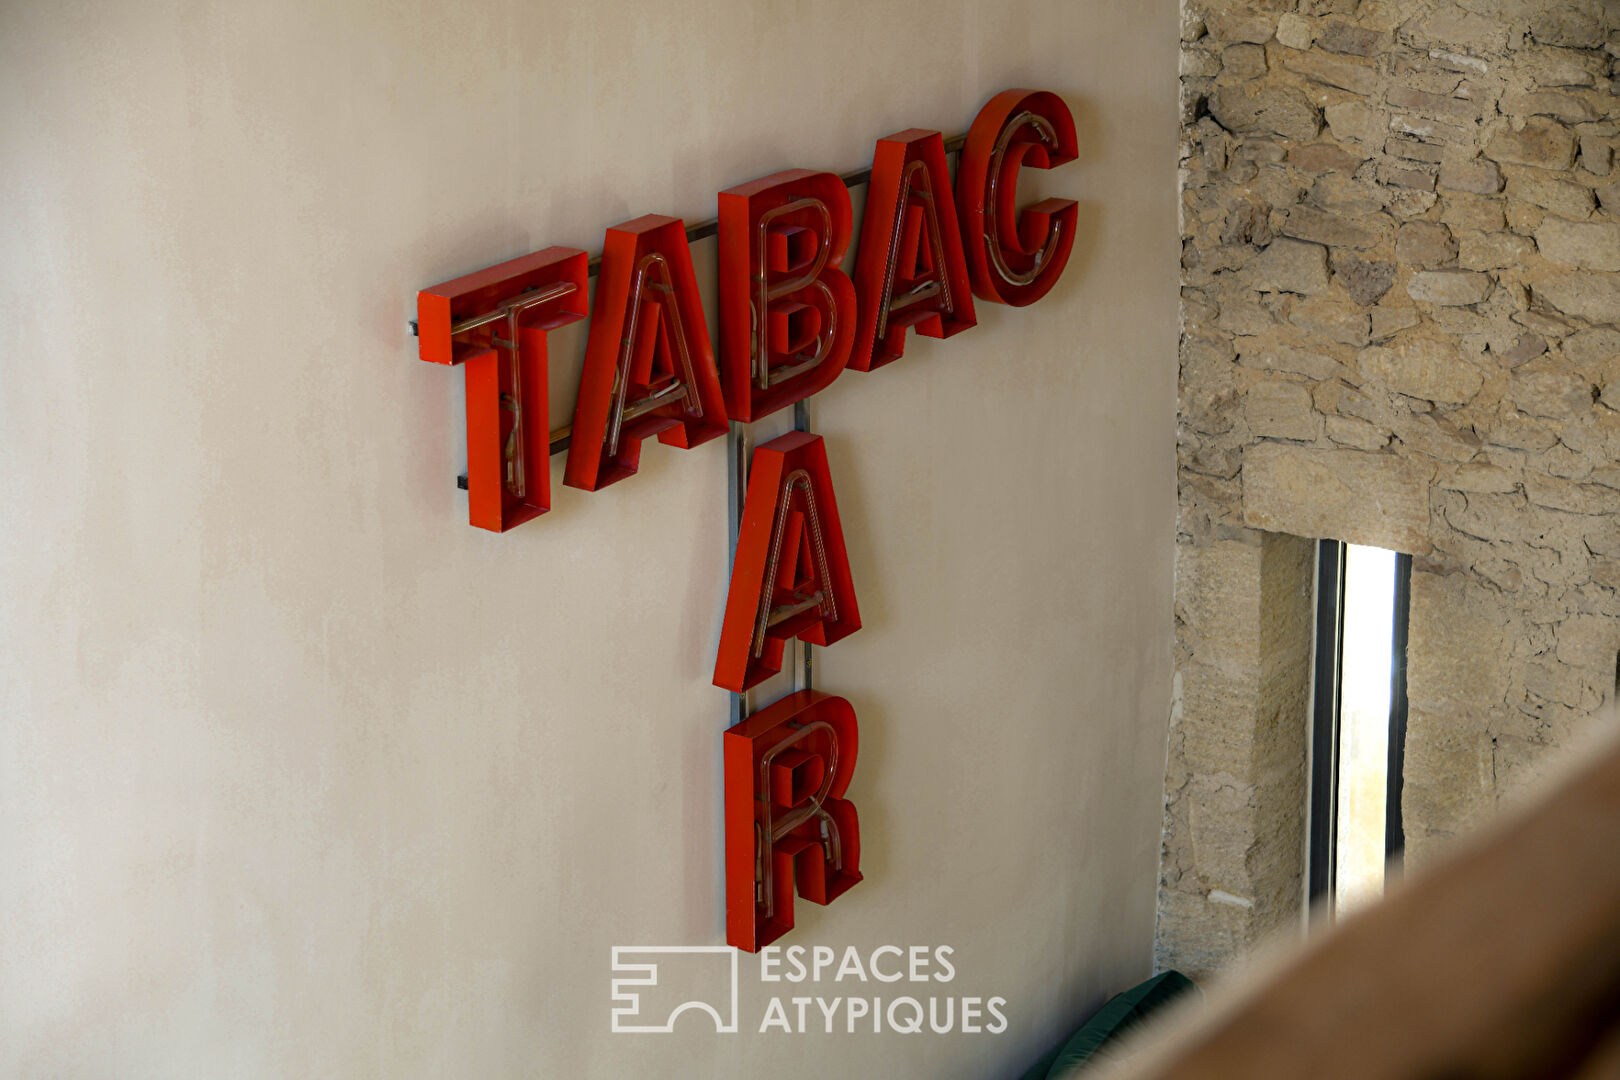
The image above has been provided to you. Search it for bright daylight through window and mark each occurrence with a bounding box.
[1335,544,1396,916]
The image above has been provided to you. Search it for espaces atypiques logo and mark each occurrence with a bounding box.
[611,945,1008,1036]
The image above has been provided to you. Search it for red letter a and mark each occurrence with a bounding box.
[849,129,977,372]
[713,432,860,693]
[565,215,728,492]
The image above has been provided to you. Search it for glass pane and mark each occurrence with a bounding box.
[1336,544,1395,916]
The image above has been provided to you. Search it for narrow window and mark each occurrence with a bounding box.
[1309,540,1411,920]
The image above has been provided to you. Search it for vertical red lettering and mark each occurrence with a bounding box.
[713,432,861,693]
[725,690,862,951]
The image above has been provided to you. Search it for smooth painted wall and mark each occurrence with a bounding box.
[0,1,1178,1076]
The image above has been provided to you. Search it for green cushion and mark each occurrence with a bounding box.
[1044,970,1198,1079]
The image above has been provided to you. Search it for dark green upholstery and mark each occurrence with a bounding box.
[1018,970,1198,1080]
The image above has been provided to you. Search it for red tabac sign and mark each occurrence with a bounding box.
[415,88,1078,951]
[415,88,1077,532]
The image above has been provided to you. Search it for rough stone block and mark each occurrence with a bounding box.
[1438,158,1503,194]
[1479,407,1560,451]
[1358,337,1485,403]
[1408,269,1494,306]
[1554,614,1620,670]
[1458,230,1533,270]
[1579,135,1612,176]
[1435,462,1521,493]
[1428,47,1491,76]
[1278,205,1388,249]
[1222,43,1269,80]
[1439,193,1508,231]
[1241,443,1433,552]
[1332,252,1397,306]
[1507,171,1597,218]
[1317,20,1387,56]
[1486,118,1578,170]
[1245,380,1321,440]
[1380,162,1439,191]
[1511,308,1575,338]
[1599,181,1620,215]
[1506,198,1547,235]
[1391,411,1481,461]
[1508,368,1596,419]
[1215,294,1277,335]
[1396,221,1459,267]
[1564,328,1620,369]
[1286,50,1382,95]
[1288,296,1371,346]
[1371,304,1421,339]
[1182,46,1224,79]
[1535,218,1620,272]
[1287,142,1364,174]
[1518,46,1599,87]
[1237,342,1344,380]
[1534,273,1620,323]
[1246,237,1331,295]
[1274,12,1315,50]
[1310,175,1386,216]
[1404,9,1509,55]
[1325,414,1390,449]
[1387,190,1440,219]
[1402,717,1497,867]
[1408,570,1513,714]
[1499,90,1601,124]
[1324,100,1387,149]
[1387,84,1481,125]
[1387,134,1446,164]
[1496,332,1548,367]
[1210,84,1322,141]
[1525,476,1620,515]
[1207,8,1277,44]
[1527,1,1608,49]
[1390,113,1473,146]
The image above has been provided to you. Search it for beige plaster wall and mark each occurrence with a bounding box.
[0,1,1179,1076]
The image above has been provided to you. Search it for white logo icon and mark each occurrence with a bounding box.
[610,946,739,1034]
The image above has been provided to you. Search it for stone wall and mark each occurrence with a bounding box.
[1162,0,1620,976]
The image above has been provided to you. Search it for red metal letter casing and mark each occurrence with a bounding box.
[713,432,860,693]
[955,89,1079,307]
[849,129,977,372]
[565,215,729,492]
[416,247,589,531]
[725,690,862,952]
[717,170,856,422]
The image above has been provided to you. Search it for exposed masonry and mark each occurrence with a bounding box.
[1160,0,1620,977]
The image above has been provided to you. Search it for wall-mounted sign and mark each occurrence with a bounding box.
[413,88,1078,952]
[414,88,1078,531]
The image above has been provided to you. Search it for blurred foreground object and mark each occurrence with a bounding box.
[1125,733,1620,1080]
